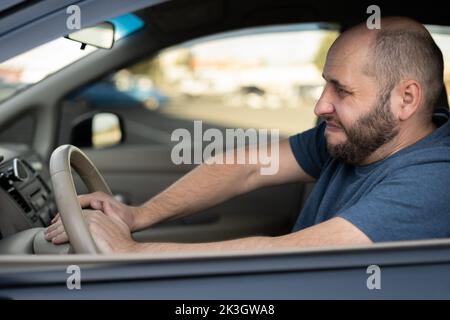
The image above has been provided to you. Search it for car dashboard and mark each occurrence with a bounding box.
[0,144,56,240]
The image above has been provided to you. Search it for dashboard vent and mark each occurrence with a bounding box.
[7,188,31,213]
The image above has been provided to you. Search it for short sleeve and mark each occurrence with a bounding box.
[338,163,450,242]
[288,122,330,179]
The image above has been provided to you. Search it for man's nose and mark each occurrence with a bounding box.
[314,85,335,117]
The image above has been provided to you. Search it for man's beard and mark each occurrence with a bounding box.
[325,89,399,165]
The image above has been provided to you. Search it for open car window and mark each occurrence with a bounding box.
[66,23,340,151]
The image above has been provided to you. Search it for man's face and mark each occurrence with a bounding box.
[314,36,400,165]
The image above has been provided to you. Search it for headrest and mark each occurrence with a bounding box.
[433,86,449,127]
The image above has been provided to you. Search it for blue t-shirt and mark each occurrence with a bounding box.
[289,119,450,242]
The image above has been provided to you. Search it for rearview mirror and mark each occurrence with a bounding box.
[66,22,115,49]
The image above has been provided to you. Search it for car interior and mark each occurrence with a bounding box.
[0,0,449,256]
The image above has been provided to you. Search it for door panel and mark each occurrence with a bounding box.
[2,242,450,299]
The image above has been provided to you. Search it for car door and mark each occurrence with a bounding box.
[2,240,450,299]
[57,24,339,243]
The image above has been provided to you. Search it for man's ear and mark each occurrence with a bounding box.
[395,80,422,121]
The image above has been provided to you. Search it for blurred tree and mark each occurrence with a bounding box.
[125,57,163,86]
[127,48,193,88]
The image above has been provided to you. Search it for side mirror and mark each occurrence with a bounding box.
[70,112,124,148]
[66,22,115,49]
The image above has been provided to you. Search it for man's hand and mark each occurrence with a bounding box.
[82,209,138,254]
[44,192,142,245]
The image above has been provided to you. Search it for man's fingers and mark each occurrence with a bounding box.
[44,221,69,244]
[45,218,62,235]
[51,232,69,245]
[78,194,98,208]
[44,223,65,241]
[78,192,104,208]
[45,210,100,245]
[90,199,103,210]
[45,202,112,246]
[78,192,108,210]
[102,200,117,219]
[51,213,60,224]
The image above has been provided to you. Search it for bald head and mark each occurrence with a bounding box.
[330,17,444,118]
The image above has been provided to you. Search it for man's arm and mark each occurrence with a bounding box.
[86,213,372,254]
[45,139,314,243]
[133,217,371,253]
[133,139,315,230]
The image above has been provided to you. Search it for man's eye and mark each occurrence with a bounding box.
[336,87,350,96]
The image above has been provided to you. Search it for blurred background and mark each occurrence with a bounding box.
[1,23,449,148]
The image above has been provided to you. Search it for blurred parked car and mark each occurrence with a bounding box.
[71,78,169,111]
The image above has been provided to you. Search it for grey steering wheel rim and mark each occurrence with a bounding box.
[50,145,112,254]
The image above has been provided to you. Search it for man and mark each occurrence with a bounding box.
[45,17,450,253]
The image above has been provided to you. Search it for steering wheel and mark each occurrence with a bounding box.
[50,145,112,254]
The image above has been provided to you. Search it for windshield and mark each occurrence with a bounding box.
[0,13,144,104]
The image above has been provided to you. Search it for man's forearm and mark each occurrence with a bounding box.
[126,217,372,253]
[134,157,259,230]
[131,140,305,231]
[131,235,280,253]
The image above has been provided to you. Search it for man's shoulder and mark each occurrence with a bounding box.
[384,141,450,179]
